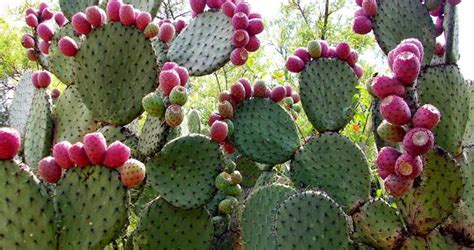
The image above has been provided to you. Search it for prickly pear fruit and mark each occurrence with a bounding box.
[120,159,146,188]
[159,70,181,96]
[224,119,234,137]
[37,71,51,88]
[83,132,107,165]
[245,35,261,52]
[68,142,90,168]
[232,12,249,29]
[215,172,232,190]
[165,104,184,128]
[285,55,305,73]
[352,16,372,35]
[247,18,264,35]
[253,80,267,97]
[0,127,21,160]
[85,6,105,28]
[224,159,236,173]
[393,43,421,62]
[307,40,321,58]
[222,1,236,17]
[336,42,351,60]
[222,139,236,154]
[37,23,54,42]
[230,48,248,66]
[401,38,424,60]
[232,29,250,48]
[291,93,301,103]
[169,86,188,106]
[159,23,176,43]
[230,82,246,103]
[225,184,243,197]
[54,12,68,26]
[377,120,406,143]
[21,34,35,48]
[395,154,423,179]
[142,92,165,118]
[230,170,242,185]
[38,156,63,184]
[370,75,406,99]
[210,120,228,143]
[412,104,441,130]
[403,127,435,156]
[271,86,287,103]
[235,2,250,15]
[41,8,54,20]
[53,141,75,169]
[218,101,234,119]
[144,22,159,38]
[107,0,122,22]
[39,40,50,55]
[119,4,135,26]
[218,196,239,214]
[51,88,61,99]
[72,12,92,35]
[379,95,411,126]
[238,78,253,98]
[174,66,189,86]
[58,36,79,57]
[190,0,207,14]
[384,174,413,197]
[376,147,401,179]
[393,52,421,86]
[362,0,377,16]
[25,14,38,28]
[102,141,131,168]
[136,11,152,31]
[294,47,310,64]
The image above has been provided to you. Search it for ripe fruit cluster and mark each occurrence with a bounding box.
[0,127,21,161]
[352,0,377,35]
[429,0,461,37]
[31,70,52,89]
[372,39,441,197]
[215,160,242,215]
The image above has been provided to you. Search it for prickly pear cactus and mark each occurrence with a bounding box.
[8,72,36,139]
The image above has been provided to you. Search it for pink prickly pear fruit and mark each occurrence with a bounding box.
[165,104,184,128]
[393,43,421,62]
[232,12,249,29]
[412,104,441,130]
[362,0,377,17]
[174,66,189,86]
[230,48,248,66]
[38,157,63,183]
[245,35,260,52]
[375,147,401,179]
[68,142,90,168]
[54,12,68,26]
[39,40,50,55]
[370,75,406,99]
[232,29,250,48]
[395,154,423,179]
[58,36,79,57]
[377,120,406,143]
[393,52,421,86]
[37,23,54,42]
[38,2,49,13]
[294,47,310,64]
[169,86,188,106]
[86,6,106,28]
[352,16,372,35]
[21,34,35,49]
[284,85,292,97]
[103,141,131,168]
[0,127,21,160]
[162,62,178,70]
[319,40,330,57]
[346,50,359,67]
[235,2,250,15]
[384,174,413,197]
[190,0,207,14]
[239,78,253,98]
[51,88,61,99]
[37,71,51,88]
[253,80,267,98]
[25,7,37,17]
[120,159,146,188]
[27,49,38,61]
[247,18,264,36]
[285,55,305,73]
[210,120,229,143]
[174,19,187,33]
[208,112,222,126]
[401,38,424,60]
[434,42,445,56]
[72,12,92,35]
[403,127,435,156]
[107,0,122,22]
[291,93,301,104]
[434,17,444,37]
[248,12,261,19]
[119,4,135,26]
[159,70,181,96]
[32,71,40,88]
[83,132,107,165]
[159,23,176,43]
[222,139,236,154]
[53,141,75,169]
[222,1,236,17]
[336,42,351,60]
[219,91,235,106]
[25,14,38,28]
[144,22,159,38]
[354,8,366,17]
[328,47,337,58]
[41,8,54,20]
[379,95,411,126]
[219,101,234,119]
[136,12,152,31]
[355,0,363,6]
[207,0,224,9]
[230,82,246,103]
[271,86,287,103]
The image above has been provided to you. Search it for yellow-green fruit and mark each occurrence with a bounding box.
[308,40,321,58]
[215,172,232,190]
[218,196,239,214]
[230,170,242,185]
[224,160,236,174]
[142,92,165,118]
[225,184,243,197]
[169,86,188,106]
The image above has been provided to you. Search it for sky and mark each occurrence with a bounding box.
[1,0,473,79]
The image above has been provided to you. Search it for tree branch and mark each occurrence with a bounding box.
[321,0,330,39]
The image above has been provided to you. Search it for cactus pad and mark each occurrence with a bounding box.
[152,36,169,65]
[417,64,469,155]
[138,116,170,157]
[124,0,162,16]
[98,125,142,160]
[133,197,213,249]
[463,80,473,147]
[56,166,128,249]
[299,58,359,132]
[290,133,370,212]
[8,72,36,139]
[0,160,56,249]
[146,134,223,209]
[168,11,234,76]
[235,156,262,188]
[59,0,100,19]
[372,0,435,65]
[49,24,79,85]
[242,184,295,249]
[75,22,157,125]
[273,190,351,249]
[396,147,463,236]
[232,98,300,165]
[53,85,97,144]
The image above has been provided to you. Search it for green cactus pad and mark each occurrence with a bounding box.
[53,85,97,144]
[443,3,460,64]
[59,0,100,19]
[417,64,469,155]
[231,98,300,165]
[242,184,295,249]
[462,80,473,147]
[24,89,53,172]
[124,0,162,16]
[8,72,36,139]
[146,134,223,209]
[151,37,169,65]
[396,147,463,236]
[98,125,142,160]
[0,160,56,249]
[75,22,157,125]
[49,24,79,85]
[400,230,459,249]
[186,109,202,134]
[299,58,359,132]
[352,199,403,249]
[273,190,351,249]
[133,197,213,249]
[138,116,170,157]
[235,156,262,188]
[372,0,435,65]
[168,10,234,76]
[290,133,370,212]
[56,166,128,250]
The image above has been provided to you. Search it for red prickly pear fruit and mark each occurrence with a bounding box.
[294,47,310,64]
[68,142,90,168]
[219,91,233,104]
[245,35,260,52]
[232,29,250,48]
[248,12,262,19]
[107,0,122,22]
[352,16,372,35]
[165,104,184,128]
[354,9,366,17]
[41,8,54,20]
[384,174,413,197]
[393,43,421,62]
[159,23,176,43]
[120,159,146,188]
[218,101,234,119]
[284,85,292,97]
[39,2,49,13]
[58,36,79,57]
[393,52,420,86]
[230,82,246,103]
[83,132,107,165]
[144,22,159,38]
[37,23,54,42]
[370,75,406,99]
[307,40,321,58]
[25,7,37,17]
[0,127,21,160]
[235,2,250,15]
[412,104,441,130]
[162,62,178,70]
[174,19,187,33]
[336,42,351,60]
[72,12,92,35]
[190,0,207,14]
[21,34,35,49]
[169,85,188,106]
[271,86,287,103]
[238,78,253,98]
[401,38,424,61]
[355,0,363,6]
[232,12,249,29]
[379,95,411,126]
[136,11,152,31]
[253,80,267,98]
[51,88,61,99]
[37,71,51,88]
[434,42,445,56]
[210,120,229,143]
[174,66,189,86]
[25,14,38,28]
[434,17,443,36]
[375,147,401,179]
[38,157,63,184]
[86,6,106,28]
[159,70,181,96]
[27,49,38,61]
[230,48,248,66]
[346,50,359,67]
[39,40,50,55]
[430,4,443,17]
[103,141,131,168]
[319,40,330,57]
[247,18,264,36]
[54,12,68,26]
[328,47,337,58]
[119,4,135,26]
[377,120,406,143]
[291,93,301,104]
[222,139,236,154]
[285,55,305,73]
[362,0,377,17]
[32,71,40,88]
[53,141,75,169]
[222,1,236,17]
[395,153,423,179]
[208,112,222,126]
[207,0,224,9]
[403,127,435,156]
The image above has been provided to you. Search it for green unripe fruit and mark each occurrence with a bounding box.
[308,40,321,58]
[282,97,294,107]
[218,196,239,214]
[225,184,243,197]
[165,104,184,128]
[377,120,406,143]
[224,160,236,174]
[215,172,232,190]
[169,86,188,106]
[224,119,234,137]
[292,104,302,113]
[142,92,165,118]
[230,170,242,185]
